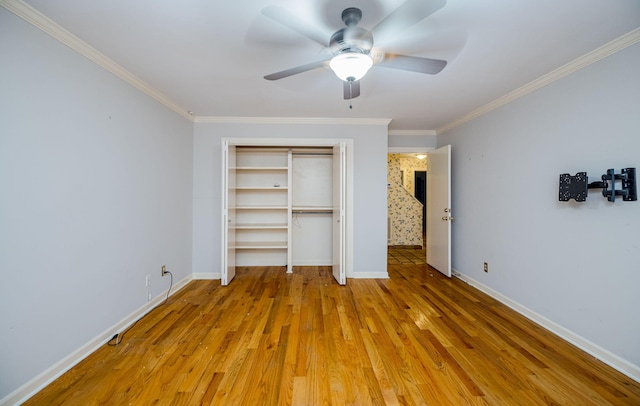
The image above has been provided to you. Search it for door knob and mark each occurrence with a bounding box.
[442,216,454,221]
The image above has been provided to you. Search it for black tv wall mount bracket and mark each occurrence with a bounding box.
[559,168,637,202]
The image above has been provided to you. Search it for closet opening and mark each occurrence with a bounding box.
[221,139,353,286]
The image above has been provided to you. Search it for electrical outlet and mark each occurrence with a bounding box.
[161,265,166,277]
[484,262,488,273]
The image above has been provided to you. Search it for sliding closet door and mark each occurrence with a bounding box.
[332,142,346,285]
[221,141,236,285]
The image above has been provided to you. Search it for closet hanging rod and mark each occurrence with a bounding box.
[292,210,333,214]
[291,152,333,156]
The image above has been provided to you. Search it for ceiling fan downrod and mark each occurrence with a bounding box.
[341,7,362,27]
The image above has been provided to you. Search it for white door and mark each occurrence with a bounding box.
[332,143,346,285]
[221,142,236,285]
[427,145,452,277]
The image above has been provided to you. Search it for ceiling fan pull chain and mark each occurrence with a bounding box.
[349,79,353,109]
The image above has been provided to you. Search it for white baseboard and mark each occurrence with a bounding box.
[451,269,640,383]
[0,274,193,406]
[193,272,220,280]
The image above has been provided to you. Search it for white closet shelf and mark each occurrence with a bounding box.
[235,223,288,229]
[235,167,288,171]
[234,241,288,249]
[236,205,288,210]
[236,187,288,190]
[292,206,334,211]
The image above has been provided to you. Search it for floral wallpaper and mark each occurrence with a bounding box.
[387,154,426,246]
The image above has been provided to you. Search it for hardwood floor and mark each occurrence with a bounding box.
[388,245,427,265]
[26,264,640,405]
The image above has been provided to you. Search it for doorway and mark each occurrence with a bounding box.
[386,146,452,277]
[387,150,428,265]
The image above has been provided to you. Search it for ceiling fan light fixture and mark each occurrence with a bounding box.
[329,52,373,82]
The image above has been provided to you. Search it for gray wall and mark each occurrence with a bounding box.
[192,122,389,278]
[438,43,640,372]
[0,9,194,399]
[388,133,437,149]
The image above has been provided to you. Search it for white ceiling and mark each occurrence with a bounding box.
[17,0,640,131]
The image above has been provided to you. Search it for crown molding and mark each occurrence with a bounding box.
[388,130,437,136]
[1,0,194,122]
[437,28,640,134]
[194,116,392,126]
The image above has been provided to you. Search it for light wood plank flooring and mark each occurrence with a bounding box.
[26,264,640,405]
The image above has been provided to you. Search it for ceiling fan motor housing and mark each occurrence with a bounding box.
[330,26,373,55]
[330,7,373,56]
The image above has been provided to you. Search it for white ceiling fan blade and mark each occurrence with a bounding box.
[262,6,328,47]
[264,60,328,81]
[371,0,446,45]
[378,54,447,75]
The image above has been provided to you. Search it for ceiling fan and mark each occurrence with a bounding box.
[263,0,448,100]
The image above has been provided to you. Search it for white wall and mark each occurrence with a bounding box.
[0,8,194,400]
[192,122,389,278]
[438,43,640,376]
